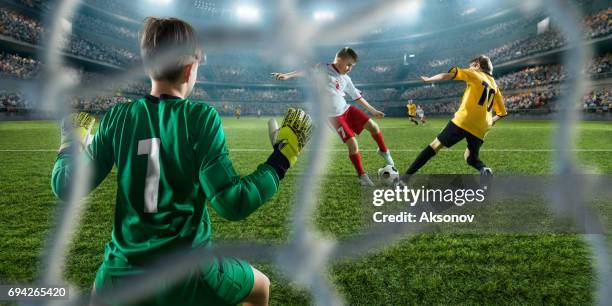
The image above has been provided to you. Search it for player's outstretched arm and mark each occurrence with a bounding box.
[197,107,312,221]
[420,72,454,83]
[51,112,113,200]
[355,97,385,119]
[271,71,304,81]
[492,115,503,125]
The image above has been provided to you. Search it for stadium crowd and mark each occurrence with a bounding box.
[0,91,28,112]
[587,52,612,74]
[583,7,612,38]
[350,61,401,83]
[362,88,400,101]
[209,88,302,102]
[497,64,567,90]
[418,100,460,115]
[2,84,610,116]
[198,7,610,85]
[192,87,212,100]
[0,52,41,79]
[69,95,132,113]
[488,8,611,63]
[66,36,137,66]
[84,0,138,19]
[0,8,42,44]
[504,87,560,110]
[0,8,139,66]
[3,4,608,84]
[16,0,50,10]
[400,53,610,101]
[199,65,276,84]
[210,101,304,117]
[583,88,612,112]
[0,3,611,116]
[404,87,611,114]
[72,14,138,41]
[400,83,465,101]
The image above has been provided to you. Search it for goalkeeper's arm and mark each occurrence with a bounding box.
[197,108,310,221]
[51,112,113,201]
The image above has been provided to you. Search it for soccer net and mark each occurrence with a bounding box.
[29,0,610,305]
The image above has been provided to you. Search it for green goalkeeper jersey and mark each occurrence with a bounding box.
[51,95,280,268]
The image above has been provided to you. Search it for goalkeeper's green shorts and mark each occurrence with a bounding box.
[94,256,254,306]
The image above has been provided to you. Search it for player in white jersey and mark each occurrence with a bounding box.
[272,47,394,186]
[416,105,426,125]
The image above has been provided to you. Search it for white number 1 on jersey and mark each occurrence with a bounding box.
[137,138,161,213]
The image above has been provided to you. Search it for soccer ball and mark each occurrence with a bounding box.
[378,165,399,186]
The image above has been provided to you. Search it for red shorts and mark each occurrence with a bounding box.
[329,105,370,142]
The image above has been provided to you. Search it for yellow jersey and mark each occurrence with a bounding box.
[449,67,507,140]
[407,103,417,116]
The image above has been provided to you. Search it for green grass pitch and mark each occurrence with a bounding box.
[1,117,610,305]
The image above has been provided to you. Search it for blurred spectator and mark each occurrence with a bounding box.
[72,14,138,40]
[0,91,29,112]
[69,94,132,113]
[582,88,612,112]
[487,8,611,63]
[504,87,559,110]
[210,88,301,102]
[497,64,567,90]
[401,53,611,101]
[586,53,612,75]
[0,8,139,66]
[362,88,400,101]
[191,87,212,100]
[1,5,610,117]
[0,52,41,79]
[0,8,43,44]
[583,7,612,38]
[415,99,460,115]
[401,83,465,100]
[66,36,138,66]
[17,0,51,10]
[84,0,138,18]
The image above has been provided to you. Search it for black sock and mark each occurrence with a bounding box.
[406,146,436,174]
[467,157,486,171]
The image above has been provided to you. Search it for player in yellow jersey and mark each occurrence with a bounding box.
[235,105,241,119]
[402,55,507,178]
[406,100,419,125]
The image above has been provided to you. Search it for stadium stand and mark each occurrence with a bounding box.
[0,1,610,116]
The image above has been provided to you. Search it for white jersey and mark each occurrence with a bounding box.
[313,63,362,116]
[417,107,424,118]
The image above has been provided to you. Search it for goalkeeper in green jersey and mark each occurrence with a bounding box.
[51,17,312,306]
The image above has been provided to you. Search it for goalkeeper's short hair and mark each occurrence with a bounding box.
[139,17,203,82]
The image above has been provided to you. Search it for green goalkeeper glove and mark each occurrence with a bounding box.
[59,112,95,153]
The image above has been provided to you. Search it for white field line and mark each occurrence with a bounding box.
[2,148,612,152]
[217,125,612,130]
[380,126,612,130]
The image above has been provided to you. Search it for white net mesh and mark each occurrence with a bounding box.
[22,0,610,305]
